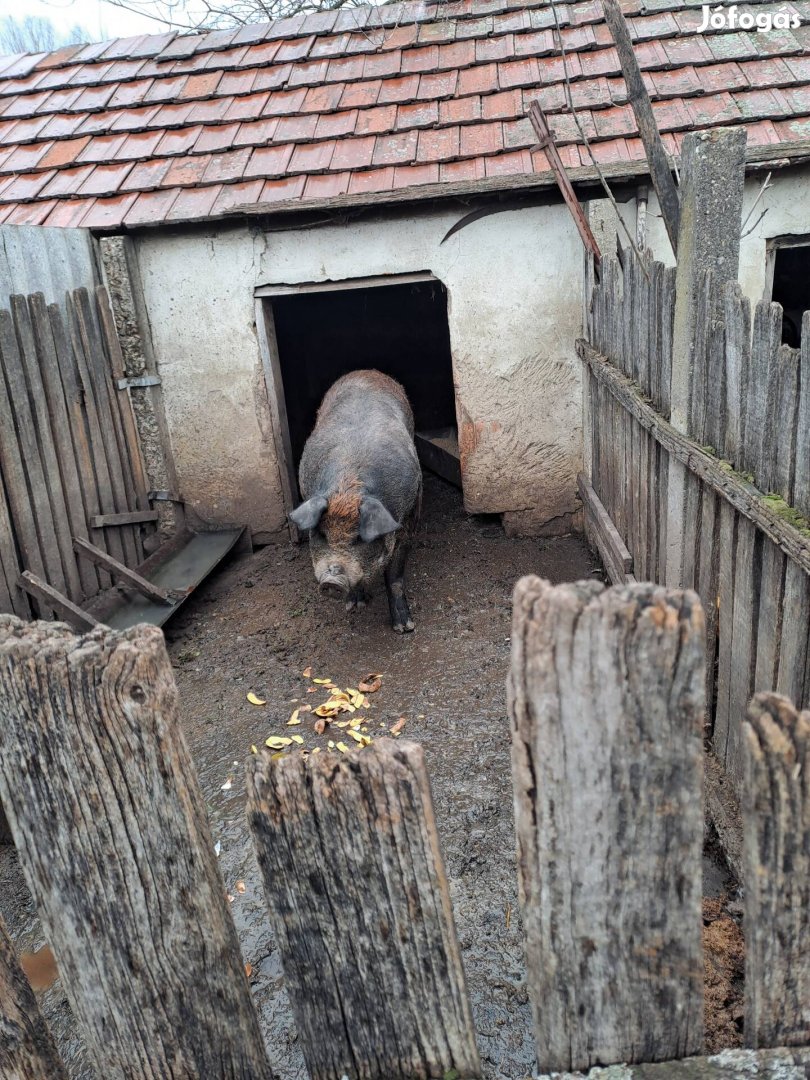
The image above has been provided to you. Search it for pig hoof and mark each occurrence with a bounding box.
[345,599,367,612]
[392,619,415,634]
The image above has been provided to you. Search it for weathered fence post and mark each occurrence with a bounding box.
[509,578,705,1073]
[666,127,746,589]
[248,740,481,1080]
[0,913,68,1079]
[743,693,810,1049]
[0,616,273,1080]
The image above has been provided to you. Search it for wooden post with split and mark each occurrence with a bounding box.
[509,578,705,1073]
[601,0,680,254]
[248,740,481,1080]
[0,913,68,1079]
[666,128,747,589]
[743,693,810,1049]
[0,616,273,1080]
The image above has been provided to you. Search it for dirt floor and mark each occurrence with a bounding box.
[0,472,743,1078]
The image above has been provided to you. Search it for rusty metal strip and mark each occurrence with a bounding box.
[528,101,602,270]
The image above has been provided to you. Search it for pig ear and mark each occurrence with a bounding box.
[359,497,400,542]
[289,495,327,531]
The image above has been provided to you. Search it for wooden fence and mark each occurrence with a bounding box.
[581,249,810,806]
[1,581,808,1079]
[0,286,156,627]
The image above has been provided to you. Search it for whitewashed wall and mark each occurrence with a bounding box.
[135,202,584,536]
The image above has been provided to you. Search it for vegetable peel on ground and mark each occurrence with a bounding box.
[246,692,266,706]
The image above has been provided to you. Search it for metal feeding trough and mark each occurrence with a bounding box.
[85,526,246,631]
[415,428,461,488]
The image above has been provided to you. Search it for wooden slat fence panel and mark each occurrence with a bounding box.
[0,285,155,620]
[584,240,810,794]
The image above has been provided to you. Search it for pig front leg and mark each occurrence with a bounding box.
[345,585,370,612]
[385,541,414,633]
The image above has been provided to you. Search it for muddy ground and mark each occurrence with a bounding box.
[0,473,742,1077]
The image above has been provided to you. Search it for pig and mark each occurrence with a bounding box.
[289,370,421,633]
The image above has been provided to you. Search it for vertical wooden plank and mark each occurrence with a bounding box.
[248,741,481,1080]
[744,301,782,487]
[49,302,109,590]
[725,519,762,790]
[723,282,751,468]
[754,343,799,697]
[0,912,68,1079]
[65,293,127,569]
[509,578,705,1073]
[659,265,675,420]
[713,500,737,757]
[73,288,140,567]
[28,294,99,600]
[706,315,727,457]
[794,312,810,518]
[697,489,720,722]
[0,308,64,597]
[0,467,28,617]
[776,563,810,706]
[773,343,801,502]
[95,286,151,550]
[743,693,810,1049]
[0,617,273,1080]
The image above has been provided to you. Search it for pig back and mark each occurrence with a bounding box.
[299,371,421,520]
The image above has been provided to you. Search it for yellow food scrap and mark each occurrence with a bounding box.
[313,677,332,685]
[312,747,321,754]
[266,736,292,750]
[290,734,304,745]
[287,709,301,726]
[390,717,407,736]
[327,740,335,749]
[359,734,373,746]
[250,745,258,754]
[246,692,266,706]
[302,666,313,678]
[335,741,349,754]
[348,729,364,743]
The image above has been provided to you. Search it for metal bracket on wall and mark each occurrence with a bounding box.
[148,490,183,503]
[117,375,162,390]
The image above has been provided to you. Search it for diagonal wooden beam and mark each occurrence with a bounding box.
[601,0,681,254]
[528,101,602,269]
[72,538,174,605]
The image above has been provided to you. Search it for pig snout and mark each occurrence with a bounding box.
[318,565,349,599]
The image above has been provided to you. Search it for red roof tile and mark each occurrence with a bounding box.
[0,0,807,225]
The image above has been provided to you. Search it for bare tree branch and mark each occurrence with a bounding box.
[1,14,92,53]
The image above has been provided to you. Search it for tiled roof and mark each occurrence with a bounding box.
[0,0,808,229]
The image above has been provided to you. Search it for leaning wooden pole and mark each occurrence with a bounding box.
[0,616,273,1080]
[601,0,680,254]
[509,578,705,1073]
[0,913,68,1080]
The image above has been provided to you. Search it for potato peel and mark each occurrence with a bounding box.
[246,692,266,706]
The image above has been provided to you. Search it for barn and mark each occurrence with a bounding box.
[0,0,809,549]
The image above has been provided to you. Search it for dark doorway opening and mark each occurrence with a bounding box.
[771,243,810,346]
[268,278,457,475]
